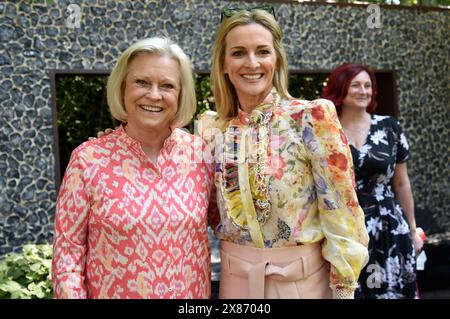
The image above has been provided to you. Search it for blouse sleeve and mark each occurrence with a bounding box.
[300,99,369,299]
[52,148,90,299]
[197,111,221,229]
[207,183,220,229]
[391,118,411,163]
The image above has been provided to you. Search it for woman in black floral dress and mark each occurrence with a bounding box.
[322,63,424,299]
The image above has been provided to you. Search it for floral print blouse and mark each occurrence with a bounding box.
[52,126,214,299]
[199,91,369,299]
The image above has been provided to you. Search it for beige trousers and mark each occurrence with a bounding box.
[219,240,332,299]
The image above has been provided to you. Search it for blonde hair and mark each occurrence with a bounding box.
[211,9,292,120]
[107,37,196,128]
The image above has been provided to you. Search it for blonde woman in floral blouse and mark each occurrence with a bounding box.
[52,37,214,298]
[198,8,369,299]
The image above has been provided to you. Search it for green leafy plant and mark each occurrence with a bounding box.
[56,74,117,178]
[0,244,54,299]
[195,73,215,115]
[289,73,329,100]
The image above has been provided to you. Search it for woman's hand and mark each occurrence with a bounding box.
[411,231,424,256]
[88,128,114,141]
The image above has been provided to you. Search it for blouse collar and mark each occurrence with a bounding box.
[236,89,279,126]
[115,124,182,154]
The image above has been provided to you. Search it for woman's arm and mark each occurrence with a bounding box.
[52,149,90,298]
[198,112,221,229]
[392,163,423,254]
[301,99,369,299]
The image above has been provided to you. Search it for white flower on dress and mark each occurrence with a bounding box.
[377,171,391,185]
[384,185,395,198]
[356,179,364,190]
[404,255,416,275]
[390,204,410,235]
[377,291,405,299]
[371,115,386,125]
[385,255,402,287]
[400,133,409,150]
[359,144,371,166]
[375,184,385,201]
[391,222,410,235]
[370,129,388,145]
[366,216,383,236]
[379,206,390,216]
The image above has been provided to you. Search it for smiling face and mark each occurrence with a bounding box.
[123,53,180,136]
[342,71,373,111]
[223,23,277,108]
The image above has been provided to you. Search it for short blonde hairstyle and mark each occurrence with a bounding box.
[211,9,292,120]
[107,37,196,128]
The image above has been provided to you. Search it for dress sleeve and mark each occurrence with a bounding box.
[391,118,411,163]
[300,99,369,299]
[52,148,90,299]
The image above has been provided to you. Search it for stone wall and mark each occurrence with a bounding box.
[0,0,449,254]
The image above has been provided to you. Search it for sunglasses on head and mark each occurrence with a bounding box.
[220,5,276,22]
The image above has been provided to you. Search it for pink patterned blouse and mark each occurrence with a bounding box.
[52,126,214,299]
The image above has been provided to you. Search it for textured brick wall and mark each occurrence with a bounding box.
[0,0,448,254]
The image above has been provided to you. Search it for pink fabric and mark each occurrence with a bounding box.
[219,241,331,299]
[52,126,214,299]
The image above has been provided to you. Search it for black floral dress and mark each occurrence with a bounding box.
[352,115,417,299]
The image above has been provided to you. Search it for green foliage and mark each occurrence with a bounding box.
[185,73,216,132]
[192,72,329,118]
[289,73,329,100]
[195,73,215,115]
[0,244,53,299]
[56,74,117,177]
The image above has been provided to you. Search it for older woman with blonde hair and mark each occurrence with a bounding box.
[200,7,369,299]
[52,37,214,299]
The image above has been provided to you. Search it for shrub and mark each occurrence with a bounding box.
[0,244,53,299]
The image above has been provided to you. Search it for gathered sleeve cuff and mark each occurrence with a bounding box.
[300,99,369,299]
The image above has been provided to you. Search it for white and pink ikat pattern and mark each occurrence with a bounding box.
[52,126,214,299]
